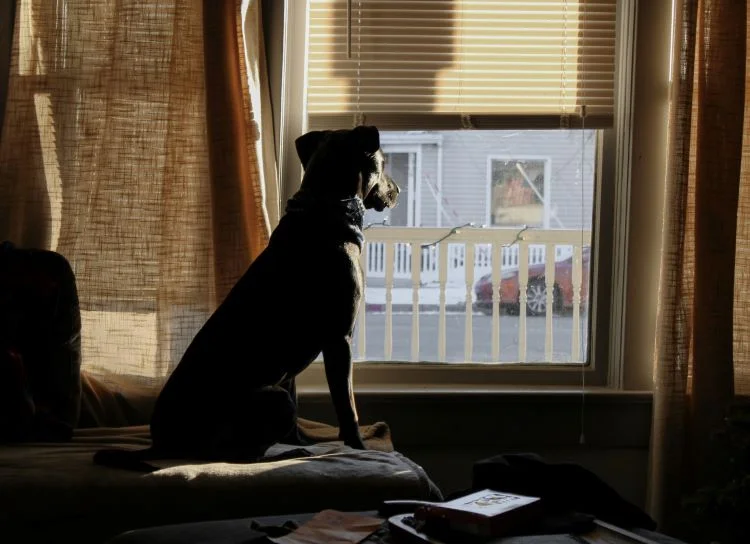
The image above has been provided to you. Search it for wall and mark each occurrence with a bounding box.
[438,130,596,230]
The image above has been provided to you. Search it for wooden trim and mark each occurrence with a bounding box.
[309,113,614,132]
[0,0,16,145]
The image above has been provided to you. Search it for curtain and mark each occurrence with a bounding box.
[0,0,278,386]
[648,0,749,537]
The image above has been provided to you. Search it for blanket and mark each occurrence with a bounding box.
[0,426,441,544]
[79,371,395,451]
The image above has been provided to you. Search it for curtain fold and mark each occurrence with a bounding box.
[649,0,749,535]
[0,0,275,385]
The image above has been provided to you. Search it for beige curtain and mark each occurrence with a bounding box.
[0,0,278,386]
[649,0,749,536]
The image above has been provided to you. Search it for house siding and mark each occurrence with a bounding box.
[376,130,596,230]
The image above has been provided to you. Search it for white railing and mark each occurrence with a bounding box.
[357,227,591,364]
[366,241,574,284]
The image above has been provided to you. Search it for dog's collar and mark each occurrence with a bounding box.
[284,192,366,248]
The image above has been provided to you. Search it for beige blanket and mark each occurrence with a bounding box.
[79,371,395,451]
[0,426,441,544]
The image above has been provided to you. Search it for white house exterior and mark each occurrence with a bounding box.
[362,130,597,285]
[366,130,597,231]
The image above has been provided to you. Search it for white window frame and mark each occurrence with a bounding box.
[381,145,421,227]
[380,132,444,228]
[485,156,552,230]
[279,0,643,392]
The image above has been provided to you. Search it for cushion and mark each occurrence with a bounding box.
[0,241,82,442]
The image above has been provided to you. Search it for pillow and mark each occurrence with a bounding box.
[0,241,82,442]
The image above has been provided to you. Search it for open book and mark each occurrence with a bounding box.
[402,489,545,539]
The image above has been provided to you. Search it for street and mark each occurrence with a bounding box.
[352,312,589,364]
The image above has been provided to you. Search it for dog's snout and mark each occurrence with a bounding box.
[384,174,400,194]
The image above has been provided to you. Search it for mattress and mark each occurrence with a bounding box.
[0,426,442,543]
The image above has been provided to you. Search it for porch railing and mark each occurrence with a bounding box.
[366,240,575,285]
[357,227,591,364]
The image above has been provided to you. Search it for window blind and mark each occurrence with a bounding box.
[307,0,617,130]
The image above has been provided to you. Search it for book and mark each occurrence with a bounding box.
[411,489,545,539]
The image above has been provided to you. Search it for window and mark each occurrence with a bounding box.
[282,0,631,387]
[489,158,548,229]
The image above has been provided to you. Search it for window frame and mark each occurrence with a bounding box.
[279,0,639,391]
[380,145,422,227]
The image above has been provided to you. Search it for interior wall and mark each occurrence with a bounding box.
[623,0,672,390]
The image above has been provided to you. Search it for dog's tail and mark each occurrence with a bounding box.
[93,447,162,473]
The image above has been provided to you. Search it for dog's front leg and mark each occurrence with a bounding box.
[322,337,366,450]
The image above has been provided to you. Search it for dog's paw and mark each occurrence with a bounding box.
[342,435,367,450]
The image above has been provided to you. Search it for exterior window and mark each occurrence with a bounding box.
[283,0,625,385]
[355,129,595,364]
[489,159,547,229]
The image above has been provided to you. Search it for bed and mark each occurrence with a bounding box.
[0,246,441,542]
[0,423,442,543]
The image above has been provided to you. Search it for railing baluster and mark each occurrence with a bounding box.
[518,242,529,362]
[438,241,448,360]
[491,242,501,361]
[572,245,583,362]
[358,243,367,360]
[411,242,421,362]
[544,243,555,361]
[464,244,475,362]
[384,241,395,360]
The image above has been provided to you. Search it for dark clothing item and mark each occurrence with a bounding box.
[473,453,657,531]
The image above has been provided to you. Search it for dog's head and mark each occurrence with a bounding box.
[295,126,400,212]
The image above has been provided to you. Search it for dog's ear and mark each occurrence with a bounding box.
[295,131,327,169]
[352,125,380,154]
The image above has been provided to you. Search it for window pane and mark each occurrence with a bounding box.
[491,159,545,228]
[353,129,596,365]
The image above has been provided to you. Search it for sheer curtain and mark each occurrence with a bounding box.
[0,0,278,387]
[649,0,749,535]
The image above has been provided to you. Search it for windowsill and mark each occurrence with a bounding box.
[297,383,653,450]
[298,384,652,398]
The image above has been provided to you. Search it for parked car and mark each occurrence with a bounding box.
[473,247,591,316]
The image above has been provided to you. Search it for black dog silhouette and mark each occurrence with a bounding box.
[94,126,399,470]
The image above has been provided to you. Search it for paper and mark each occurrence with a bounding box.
[270,510,382,544]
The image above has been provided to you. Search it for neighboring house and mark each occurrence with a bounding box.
[362,130,597,286]
[365,130,597,231]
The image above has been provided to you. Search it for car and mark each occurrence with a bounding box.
[473,247,591,316]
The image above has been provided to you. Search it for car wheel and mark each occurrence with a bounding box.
[476,304,493,316]
[525,279,562,316]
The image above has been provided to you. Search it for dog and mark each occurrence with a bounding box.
[94,126,399,470]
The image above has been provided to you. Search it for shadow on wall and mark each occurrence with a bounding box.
[329,0,457,121]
